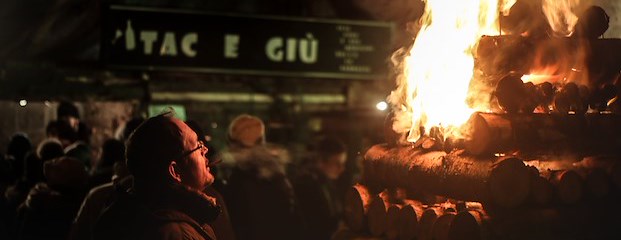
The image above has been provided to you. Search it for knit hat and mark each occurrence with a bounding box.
[228,114,265,147]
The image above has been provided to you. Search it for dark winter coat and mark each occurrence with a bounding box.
[293,169,343,240]
[223,146,301,240]
[16,183,86,240]
[69,176,133,240]
[94,183,221,240]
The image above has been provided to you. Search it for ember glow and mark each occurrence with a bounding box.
[520,66,564,85]
[389,0,515,142]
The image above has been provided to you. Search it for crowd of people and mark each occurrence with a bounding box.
[0,102,353,240]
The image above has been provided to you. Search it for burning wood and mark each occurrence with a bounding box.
[363,144,531,208]
[476,36,621,87]
[356,0,621,238]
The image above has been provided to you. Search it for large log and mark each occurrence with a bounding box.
[363,144,531,208]
[343,184,372,232]
[464,112,621,156]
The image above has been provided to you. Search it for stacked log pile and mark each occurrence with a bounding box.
[340,110,621,239]
[343,183,621,239]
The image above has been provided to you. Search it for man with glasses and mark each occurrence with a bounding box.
[94,113,221,240]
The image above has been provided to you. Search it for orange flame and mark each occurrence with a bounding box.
[520,66,563,85]
[388,0,588,143]
[541,0,581,36]
[389,0,515,142]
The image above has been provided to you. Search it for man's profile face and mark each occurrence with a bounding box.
[173,118,214,190]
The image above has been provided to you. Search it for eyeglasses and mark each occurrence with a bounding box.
[178,140,206,159]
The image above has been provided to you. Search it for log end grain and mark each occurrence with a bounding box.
[489,157,531,208]
[495,74,526,114]
[464,113,492,156]
[556,170,583,204]
[431,212,456,240]
[418,207,442,240]
[385,204,403,240]
[344,184,372,232]
[464,113,513,156]
[399,202,423,240]
[368,195,390,237]
[447,210,484,240]
[529,175,554,206]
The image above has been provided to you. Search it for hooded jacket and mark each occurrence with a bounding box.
[94,183,221,240]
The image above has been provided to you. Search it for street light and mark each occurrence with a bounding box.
[376,101,387,111]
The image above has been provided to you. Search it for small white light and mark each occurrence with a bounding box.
[376,101,388,111]
[19,99,27,107]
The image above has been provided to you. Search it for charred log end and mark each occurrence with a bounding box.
[495,74,526,113]
[448,210,484,240]
[431,212,456,240]
[367,195,390,236]
[556,170,583,204]
[385,204,403,240]
[399,203,422,240]
[418,207,442,240]
[343,184,371,232]
[573,6,610,39]
[488,157,531,208]
[585,168,610,199]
